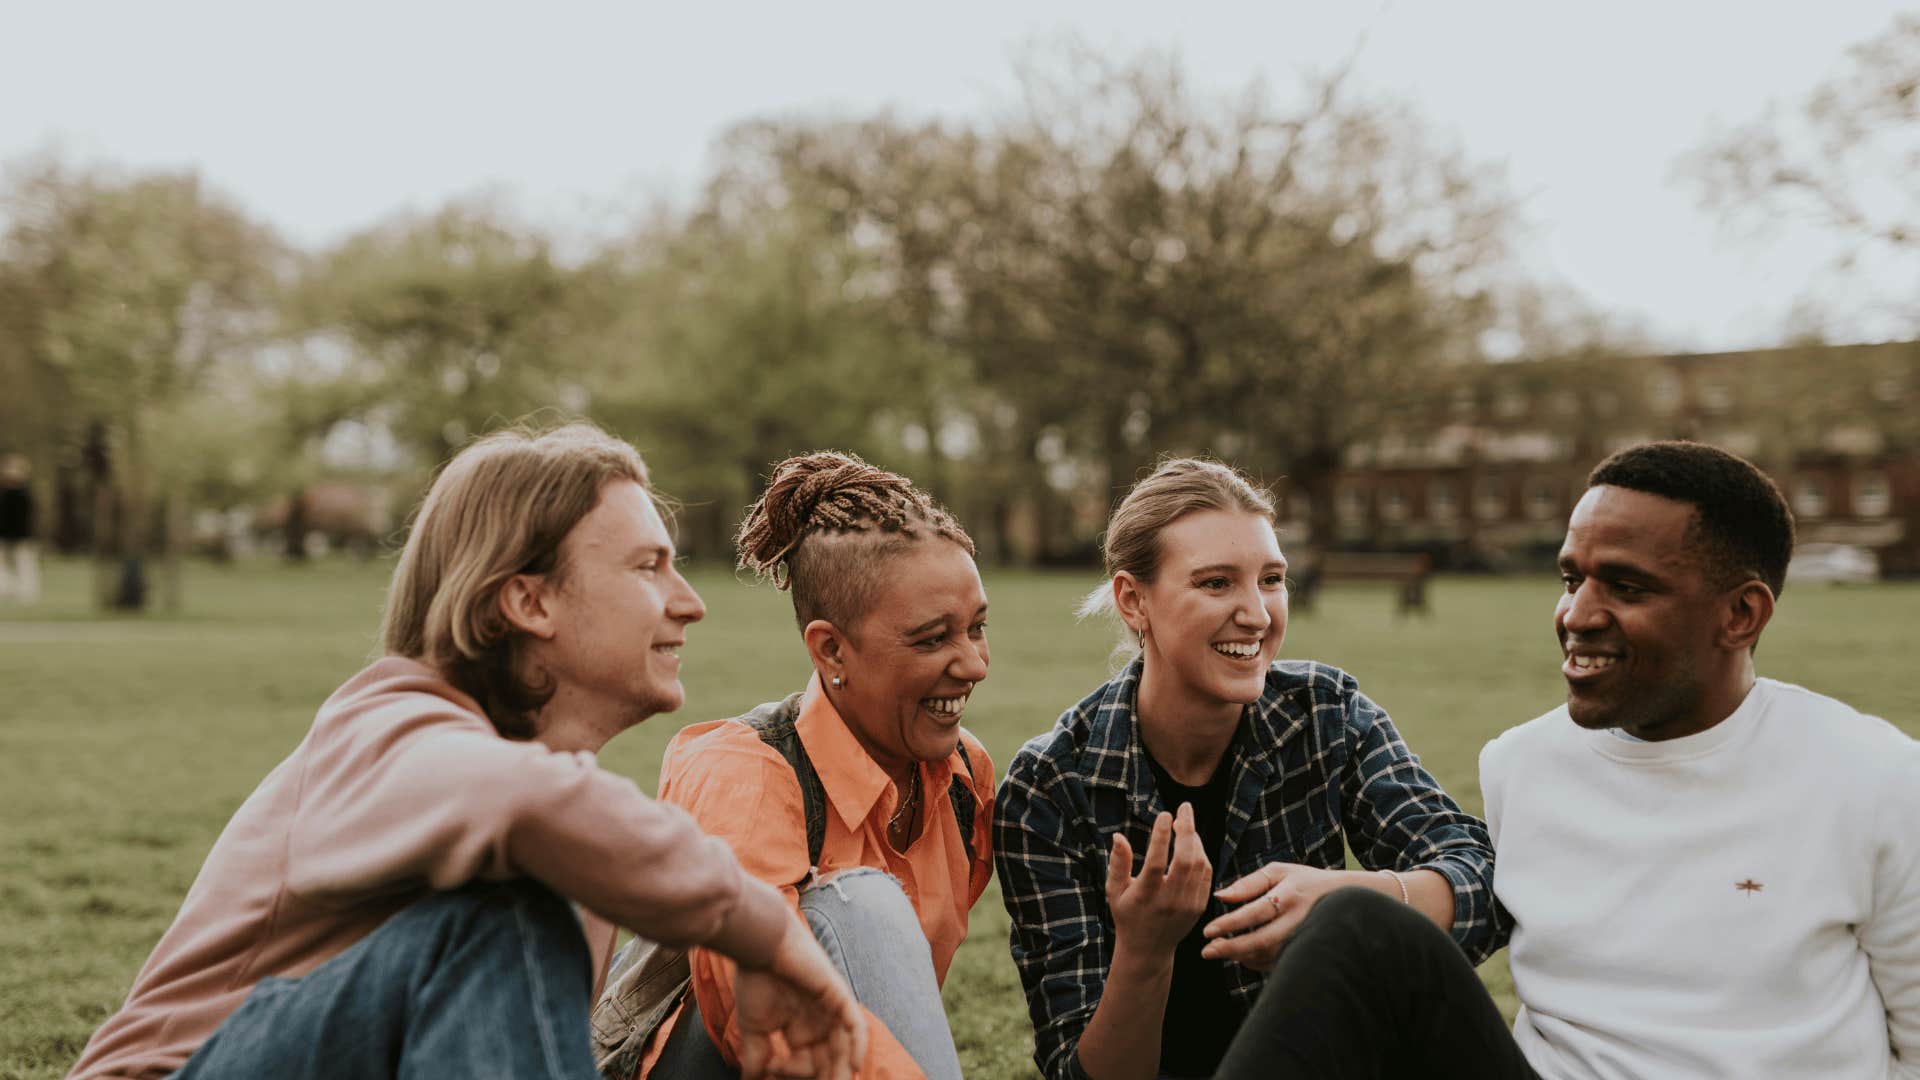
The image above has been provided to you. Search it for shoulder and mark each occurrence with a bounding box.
[311,656,498,749]
[1003,676,1119,793]
[1263,660,1370,723]
[1754,678,1918,784]
[1479,704,1574,778]
[1261,660,1380,740]
[660,714,802,804]
[1265,658,1358,697]
[951,727,995,797]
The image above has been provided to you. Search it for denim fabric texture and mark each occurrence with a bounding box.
[651,869,961,1080]
[173,880,598,1080]
[994,658,1506,1080]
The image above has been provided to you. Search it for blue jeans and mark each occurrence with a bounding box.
[651,868,962,1080]
[174,880,598,1080]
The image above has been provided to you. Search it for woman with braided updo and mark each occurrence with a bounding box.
[602,451,992,1080]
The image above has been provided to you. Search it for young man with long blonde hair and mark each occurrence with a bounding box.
[70,423,864,1080]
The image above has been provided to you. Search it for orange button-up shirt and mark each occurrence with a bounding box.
[643,674,995,1079]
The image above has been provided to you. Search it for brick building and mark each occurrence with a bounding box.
[1276,341,1920,575]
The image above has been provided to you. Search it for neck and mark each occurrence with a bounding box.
[1629,656,1759,742]
[824,685,917,788]
[532,684,635,754]
[1134,660,1240,785]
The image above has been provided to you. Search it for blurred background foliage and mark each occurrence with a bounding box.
[3,31,1914,609]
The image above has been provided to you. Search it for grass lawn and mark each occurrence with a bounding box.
[3,556,1916,1079]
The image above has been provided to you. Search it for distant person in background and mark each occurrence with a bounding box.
[69,424,864,1080]
[598,451,994,1080]
[995,458,1502,1080]
[1199,441,1920,1079]
[0,453,38,604]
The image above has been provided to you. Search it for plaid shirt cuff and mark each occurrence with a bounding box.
[1413,855,1498,964]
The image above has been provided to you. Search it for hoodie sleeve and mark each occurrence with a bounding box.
[283,673,788,970]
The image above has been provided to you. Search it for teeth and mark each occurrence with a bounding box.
[1212,641,1260,658]
[653,645,680,656]
[1569,654,1615,671]
[923,696,967,716]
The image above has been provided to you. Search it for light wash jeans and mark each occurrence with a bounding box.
[172,880,598,1080]
[651,867,962,1080]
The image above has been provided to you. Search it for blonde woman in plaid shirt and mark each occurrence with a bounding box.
[994,459,1506,1080]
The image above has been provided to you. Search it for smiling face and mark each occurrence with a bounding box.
[1556,484,1736,739]
[825,539,990,774]
[538,480,706,725]
[1124,509,1288,725]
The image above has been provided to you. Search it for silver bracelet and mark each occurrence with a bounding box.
[1377,868,1410,904]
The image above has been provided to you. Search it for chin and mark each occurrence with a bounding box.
[1565,698,1619,731]
[916,727,963,761]
[637,683,685,718]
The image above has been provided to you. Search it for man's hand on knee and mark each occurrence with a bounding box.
[734,917,867,1080]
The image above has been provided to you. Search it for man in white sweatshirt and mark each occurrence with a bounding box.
[1479,440,1919,1078]
[1210,440,1916,1080]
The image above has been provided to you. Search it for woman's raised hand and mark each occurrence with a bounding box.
[1104,803,1213,958]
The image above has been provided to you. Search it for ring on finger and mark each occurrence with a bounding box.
[1265,891,1283,915]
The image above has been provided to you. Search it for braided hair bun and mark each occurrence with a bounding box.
[736,450,974,628]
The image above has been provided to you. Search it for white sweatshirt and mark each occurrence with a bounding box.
[1482,678,1920,1079]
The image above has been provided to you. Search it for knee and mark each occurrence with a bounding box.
[796,868,921,958]
[798,867,914,921]
[1300,885,1443,960]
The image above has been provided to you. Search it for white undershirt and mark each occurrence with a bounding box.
[1481,678,1920,1079]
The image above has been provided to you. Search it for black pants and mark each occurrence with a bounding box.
[1214,887,1540,1080]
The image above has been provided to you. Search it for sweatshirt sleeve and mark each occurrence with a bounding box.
[283,683,789,970]
[1864,735,1920,1075]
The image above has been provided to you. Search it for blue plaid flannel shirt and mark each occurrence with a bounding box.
[994,658,1505,1080]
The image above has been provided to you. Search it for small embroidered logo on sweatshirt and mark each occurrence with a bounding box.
[1735,879,1764,896]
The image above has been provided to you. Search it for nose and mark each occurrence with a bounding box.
[1233,585,1271,631]
[669,568,706,624]
[949,633,989,684]
[1557,579,1606,635]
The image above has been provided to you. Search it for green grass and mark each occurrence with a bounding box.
[3,557,1916,1079]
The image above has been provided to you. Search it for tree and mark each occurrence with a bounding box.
[734,46,1516,553]
[582,188,922,557]
[1,160,284,608]
[1687,14,1920,334]
[285,201,590,468]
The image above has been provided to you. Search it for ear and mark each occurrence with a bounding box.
[1718,580,1775,652]
[499,574,559,640]
[802,618,853,683]
[1112,572,1149,635]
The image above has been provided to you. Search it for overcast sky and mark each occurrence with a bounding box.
[4,0,1912,351]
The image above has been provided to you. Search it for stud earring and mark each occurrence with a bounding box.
[830,675,843,689]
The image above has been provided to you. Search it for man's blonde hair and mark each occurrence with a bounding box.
[381,422,649,738]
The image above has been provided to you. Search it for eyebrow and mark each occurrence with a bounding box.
[902,603,989,637]
[626,543,673,563]
[1187,561,1288,577]
[1562,555,1661,583]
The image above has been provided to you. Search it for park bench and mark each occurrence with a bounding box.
[1291,552,1434,615]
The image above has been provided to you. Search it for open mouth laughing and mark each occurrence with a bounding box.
[1562,644,1620,681]
[1211,639,1262,660]
[923,694,969,722]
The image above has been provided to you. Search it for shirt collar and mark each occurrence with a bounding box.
[1078,657,1308,818]
[794,672,955,830]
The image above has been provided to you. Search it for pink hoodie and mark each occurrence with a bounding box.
[69,657,790,1079]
